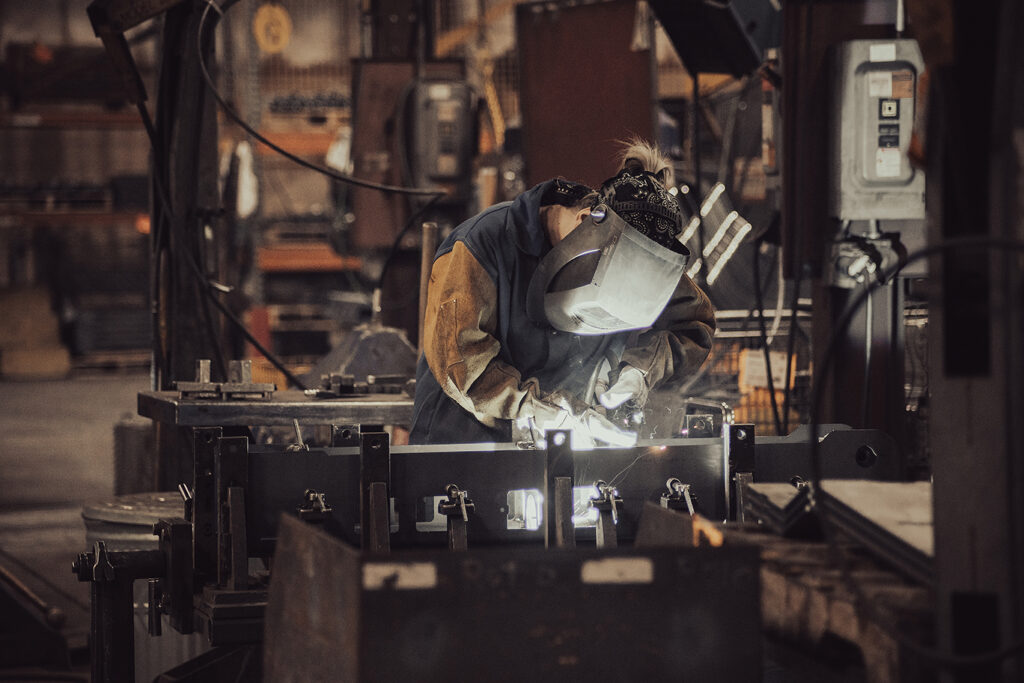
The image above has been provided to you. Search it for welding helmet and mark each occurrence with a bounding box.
[526,198,690,335]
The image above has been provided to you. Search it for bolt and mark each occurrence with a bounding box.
[855,445,878,468]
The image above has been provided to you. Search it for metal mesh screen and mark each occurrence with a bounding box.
[693,310,813,438]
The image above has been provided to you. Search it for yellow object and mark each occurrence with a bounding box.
[253,4,292,55]
[692,514,724,547]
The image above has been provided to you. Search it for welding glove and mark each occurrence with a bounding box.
[597,365,650,410]
[513,390,638,449]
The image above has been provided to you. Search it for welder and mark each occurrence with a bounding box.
[410,140,716,447]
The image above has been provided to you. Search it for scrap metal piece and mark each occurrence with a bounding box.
[0,562,65,628]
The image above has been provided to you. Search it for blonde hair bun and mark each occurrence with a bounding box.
[617,137,674,189]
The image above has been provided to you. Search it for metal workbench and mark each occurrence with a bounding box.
[137,390,414,428]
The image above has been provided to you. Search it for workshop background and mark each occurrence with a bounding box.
[1,0,1022,681]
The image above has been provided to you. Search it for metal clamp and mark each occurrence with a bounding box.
[590,481,623,548]
[661,478,697,515]
[437,484,475,551]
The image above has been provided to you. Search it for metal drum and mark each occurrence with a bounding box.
[82,491,182,550]
[81,492,209,681]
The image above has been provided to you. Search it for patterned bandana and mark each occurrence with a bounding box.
[598,169,683,249]
[541,178,595,208]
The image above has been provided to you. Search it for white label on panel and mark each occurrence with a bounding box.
[580,557,654,584]
[363,562,438,590]
[868,71,893,98]
[876,148,902,178]
[869,43,897,62]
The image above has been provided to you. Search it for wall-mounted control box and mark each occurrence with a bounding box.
[829,39,925,220]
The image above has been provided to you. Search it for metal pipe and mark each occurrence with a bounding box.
[0,562,65,628]
[418,221,439,354]
[683,397,735,425]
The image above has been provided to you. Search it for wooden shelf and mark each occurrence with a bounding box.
[0,108,143,129]
[2,210,148,230]
[255,130,337,156]
[257,243,361,272]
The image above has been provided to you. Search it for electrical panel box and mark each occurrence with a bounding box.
[408,79,475,204]
[829,39,925,220]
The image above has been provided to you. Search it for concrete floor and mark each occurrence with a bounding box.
[0,372,150,678]
[0,373,149,510]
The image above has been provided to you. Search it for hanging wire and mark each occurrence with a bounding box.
[196,2,446,199]
[132,6,307,389]
[808,235,1024,668]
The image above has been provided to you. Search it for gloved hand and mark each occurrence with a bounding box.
[597,365,650,410]
[512,391,638,449]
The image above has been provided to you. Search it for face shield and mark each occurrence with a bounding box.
[526,204,690,335]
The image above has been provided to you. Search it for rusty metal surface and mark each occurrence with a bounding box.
[516,0,653,189]
[138,390,413,427]
[265,514,761,682]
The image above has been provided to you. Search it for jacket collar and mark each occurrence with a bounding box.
[506,179,592,257]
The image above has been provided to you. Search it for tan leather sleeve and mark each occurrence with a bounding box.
[620,274,716,388]
[422,241,543,425]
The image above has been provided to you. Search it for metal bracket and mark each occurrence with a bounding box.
[734,472,754,524]
[154,517,193,634]
[330,424,361,447]
[723,423,755,521]
[544,430,575,549]
[360,431,391,553]
[71,543,165,683]
[215,437,249,590]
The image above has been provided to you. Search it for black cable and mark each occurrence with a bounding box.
[752,238,783,435]
[179,222,308,389]
[138,99,170,386]
[691,73,706,280]
[131,10,307,390]
[376,194,442,294]
[187,37,229,382]
[193,225,229,381]
[781,260,804,435]
[782,0,813,436]
[860,285,873,427]
[809,235,1024,668]
[196,3,445,199]
[0,673,90,682]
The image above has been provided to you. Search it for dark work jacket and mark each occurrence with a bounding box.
[410,180,626,444]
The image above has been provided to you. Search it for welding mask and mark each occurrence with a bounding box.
[526,204,690,335]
